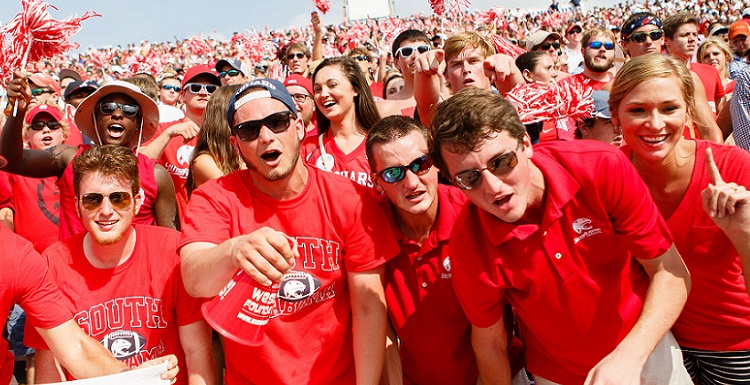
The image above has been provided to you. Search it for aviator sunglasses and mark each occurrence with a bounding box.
[588,41,615,50]
[80,191,132,211]
[232,110,295,142]
[98,101,139,117]
[453,144,522,190]
[627,30,663,43]
[377,155,433,184]
[287,52,306,60]
[395,45,431,59]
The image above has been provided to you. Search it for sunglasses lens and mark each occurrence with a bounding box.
[417,45,430,54]
[109,192,132,209]
[189,84,201,93]
[121,105,138,117]
[206,85,217,93]
[454,171,481,190]
[590,42,602,49]
[488,153,518,176]
[399,47,414,57]
[381,167,406,183]
[31,89,42,96]
[81,193,104,210]
[652,31,663,40]
[233,112,291,141]
[99,102,117,114]
[410,156,432,175]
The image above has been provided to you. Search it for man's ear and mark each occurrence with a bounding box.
[371,173,385,194]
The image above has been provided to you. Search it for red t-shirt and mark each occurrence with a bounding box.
[690,62,726,116]
[8,174,60,253]
[25,225,204,385]
[179,165,399,385]
[57,145,158,240]
[450,141,672,384]
[0,225,73,385]
[0,172,12,211]
[148,119,196,220]
[559,72,612,92]
[623,141,750,351]
[302,132,373,188]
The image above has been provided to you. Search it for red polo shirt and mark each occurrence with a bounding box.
[450,141,673,384]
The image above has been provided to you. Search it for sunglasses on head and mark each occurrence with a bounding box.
[588,41,615,50]
[161,84,181,92]
[232,110,295,142]
[628,30,663,43]
[186,83,218,94]
[352,55,370,62]
[219,69,241,78]
[80,191,132,211]
[287,52,306,60]
[30,120,62,130]
[377,155,433,184]
[98,101,140,117]
[453,144,522,190]
[31,88,53,97]
[539,42,561,50]
[395,45,431,59]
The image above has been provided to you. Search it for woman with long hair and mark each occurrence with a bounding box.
[303,56,381,188]
[186,84,242,197]
[698,37,735,98]
[610,54,750,384]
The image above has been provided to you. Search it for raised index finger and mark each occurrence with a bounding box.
[705,147,723,185]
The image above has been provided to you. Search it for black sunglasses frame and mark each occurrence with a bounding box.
[231,111,296,142]
[377,155,433,184]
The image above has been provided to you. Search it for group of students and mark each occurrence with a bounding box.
[1,5,750,385]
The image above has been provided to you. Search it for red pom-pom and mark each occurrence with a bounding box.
[490,35,526,59]
[314,0,332,14]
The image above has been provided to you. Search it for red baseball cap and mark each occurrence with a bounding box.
[24,104,64,125]
[283,74,313,96]
[181,65,221,88]
[29,73,62,94]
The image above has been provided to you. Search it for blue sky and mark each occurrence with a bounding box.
[0,0,620,51]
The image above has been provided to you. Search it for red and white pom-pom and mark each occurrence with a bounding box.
[314,0,332,14]
[186,34,211,57]
[0,0,99,87]
[477,6,504,25]
[506,80,593,126]
[380,17,406,47]
[429,0,445,16]
[491,35,526,59]
[144,51,167,75]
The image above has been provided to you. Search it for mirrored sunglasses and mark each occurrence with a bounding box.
[31,88,54,97]
[588,41,615,50]
[378,155,433,184]
[80,191,132,211]
[161,84,181,92]
[98,101,139,117]
[219,69,241,78]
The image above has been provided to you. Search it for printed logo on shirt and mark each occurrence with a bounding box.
[572,218,603,243]
[101,330,147,359]
[278,270,322,302]
[176,144,195,166]
[441,256,452,279]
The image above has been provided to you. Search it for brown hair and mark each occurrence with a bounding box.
[73,144,140,197]
[609,54,695,121]
[581,27,616,48]
[186,84,242,197]
[366,115,428,170]
[312,56,381,134]
[663,12,699,40]
[429,87,525,178]
[443,32,496,63]
[124,75,159,102]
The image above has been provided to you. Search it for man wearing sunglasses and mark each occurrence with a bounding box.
[376,29,433,118]
[365,115,529,385]
[215,58,249,86]
[141,65,221,220]
[428,87,691,385]
[179,78,398,385]
[24,145,213,385]
[284,42,312,77]
[558,27,617,92]
[664,13,726,117]
[1,72,179,240]
[527,31,564,65]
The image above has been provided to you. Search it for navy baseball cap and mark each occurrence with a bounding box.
[226,78,297,125]
[591,90,611,119]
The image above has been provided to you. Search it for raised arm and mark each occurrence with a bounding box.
[413,49,446,127]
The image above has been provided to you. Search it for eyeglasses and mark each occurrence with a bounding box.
[30,120,62,130]
[286,52,306,60]
[453,144,522,190]
[98,101,140,117]
[186,83,218,94]
[351,55,370,62]
[161,85,181,92]
[377,155,433,184]
[80,191,132,211]
[290,93,312,103]
[539,42,561,50]
[588,41,615,50]
[232,110,295,142]
[219,69,241,78]
[395,45,431,59]
[568,29,582,34]
[627,30,663,43]
[31,88,53,97]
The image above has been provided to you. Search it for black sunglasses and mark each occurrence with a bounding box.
[219,69,241,78]
[80,191,132,211]
[287,52,306,60]
[31,88,54,97]
[161,85,181,92]
[30,120,62,130]
[539,42,561,50]
[352,55,370,62]
[98,101,139,117]
[453,144,522,190]
[232,111,295,142]
[377,155,433,184]
[186,83,218,94]
[588,41,615,50]
[628,30,663,43]
[395,45,431,58]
